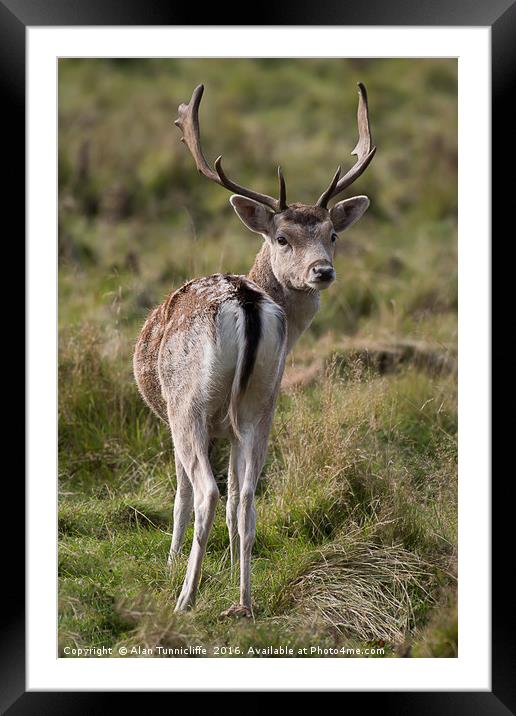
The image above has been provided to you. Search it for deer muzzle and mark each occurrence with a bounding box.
[307,262,336,289]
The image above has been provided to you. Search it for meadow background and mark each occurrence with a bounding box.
[58,58,457,658]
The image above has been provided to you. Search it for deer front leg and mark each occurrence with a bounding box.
[221,474,256,619]
[226,442,244,573]
[168,454,194,568]
[237,481,257,616]
[221,421,271,619]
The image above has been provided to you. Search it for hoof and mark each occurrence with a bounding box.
[174,597,193,613]
[220,603,253,619]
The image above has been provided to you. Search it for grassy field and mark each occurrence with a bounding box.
[58,58,457,658]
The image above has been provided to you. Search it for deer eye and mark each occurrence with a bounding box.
[331,232,338,243]
[276,236,289,247]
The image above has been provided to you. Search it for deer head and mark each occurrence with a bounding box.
[175,82,375,292]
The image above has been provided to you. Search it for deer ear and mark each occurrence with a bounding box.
[330,196,370,233]
[230,195,275,236]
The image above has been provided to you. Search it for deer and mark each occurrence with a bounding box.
[133,82,376,617]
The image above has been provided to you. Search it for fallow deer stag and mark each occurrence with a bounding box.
[133,82,376,617]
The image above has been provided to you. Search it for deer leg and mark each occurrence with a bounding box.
[226,442,243,573]
[172,430,219,612]
[237,479,257,616]
[221,419,271,619]
[167,453,194,568]
[175,466,219,611]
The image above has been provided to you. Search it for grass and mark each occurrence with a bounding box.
[58,58,457,657]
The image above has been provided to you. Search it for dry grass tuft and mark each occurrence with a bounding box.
[114,595,202,656]
[283,529,436,644]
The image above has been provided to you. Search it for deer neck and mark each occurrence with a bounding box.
[248,242,320,353]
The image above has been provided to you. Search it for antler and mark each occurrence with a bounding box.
[317,82,376,208]
[175,84,287,212]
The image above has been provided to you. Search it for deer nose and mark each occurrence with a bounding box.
[310,264,335,283]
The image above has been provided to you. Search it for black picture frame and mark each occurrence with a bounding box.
[7,0,509,710]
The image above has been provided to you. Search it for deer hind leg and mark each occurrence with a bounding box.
[171,424,220,612]
[167,453,194,568]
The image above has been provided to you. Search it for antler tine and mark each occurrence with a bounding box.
[317,82,376,208]
[175,84,219,182]
[316,166,341,209]
[278,166,287,211]
[175,84,280,211]
[214,157,279,211]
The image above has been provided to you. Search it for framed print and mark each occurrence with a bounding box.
[5,0,509,710]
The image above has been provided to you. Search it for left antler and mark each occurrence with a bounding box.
[175,84,288,212]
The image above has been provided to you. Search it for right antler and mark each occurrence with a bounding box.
[316,82,376,208]
[175,84,287,212]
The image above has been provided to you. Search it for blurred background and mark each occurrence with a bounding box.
[58,59,457,658]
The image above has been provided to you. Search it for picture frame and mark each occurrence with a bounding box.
[6,0,507,708]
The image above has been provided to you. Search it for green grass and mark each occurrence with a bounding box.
[59,58,457,657]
